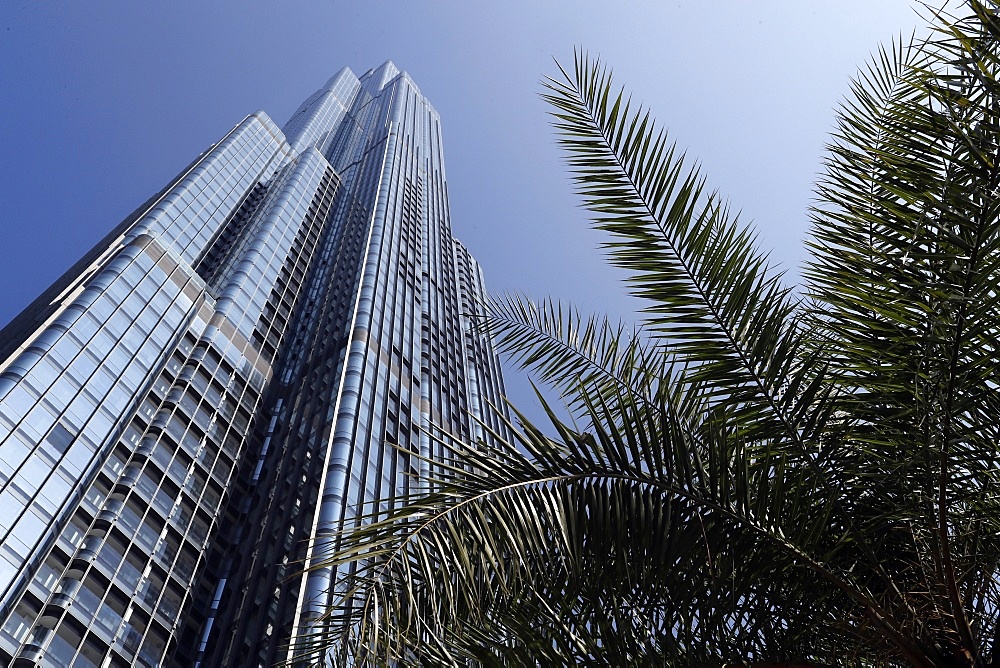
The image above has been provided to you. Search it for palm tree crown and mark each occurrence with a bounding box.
[302,2,1000,665]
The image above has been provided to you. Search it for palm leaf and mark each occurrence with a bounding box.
[483,294,670,417]
[306,3,1000,666]
[807,7,1000,660]
[540,51,820,452]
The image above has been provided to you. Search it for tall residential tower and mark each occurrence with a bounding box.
[0,62,507,667]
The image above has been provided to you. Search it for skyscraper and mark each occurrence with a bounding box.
[0,61,507,667]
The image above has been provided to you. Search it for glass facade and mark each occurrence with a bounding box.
[0,61,507,667]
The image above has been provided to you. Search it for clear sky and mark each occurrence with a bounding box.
[1,1,928,418]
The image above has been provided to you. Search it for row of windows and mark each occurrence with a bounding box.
[204,78,405,663]
[0,240,203,618]
[214,150,335,348]
[0,231,281,665]
[319,90,477,560]
[133,113,290,269]
[13,320,265,666]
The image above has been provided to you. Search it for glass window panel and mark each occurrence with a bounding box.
[47,423,75,454]
[40,472,71,508]
[0,435,30,476]
[83,410,114,442]
[15,455,50,496]
[1,384,37,419]
[11,510,46,551]
[27,359,59,393]
[1,603,34,643]
[56,514,83,548]
[43,630,78,667]
[134,521,158,553]
[121,364,148,391]
[62,445,93,476]
[87,369,115,398]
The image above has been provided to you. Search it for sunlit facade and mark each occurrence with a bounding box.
[0,61,506,667]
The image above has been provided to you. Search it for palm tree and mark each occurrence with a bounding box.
[302,1,1000,665]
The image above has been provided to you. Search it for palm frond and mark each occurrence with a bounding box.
[304,394,898,666]
[309,2,1000,666]
[541,51,821,453]
[482,294,670,415]
[807,7,1000,659]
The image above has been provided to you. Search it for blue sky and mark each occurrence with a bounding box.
[1,1,926,416]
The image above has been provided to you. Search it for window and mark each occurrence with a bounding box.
[47,423,75,454]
